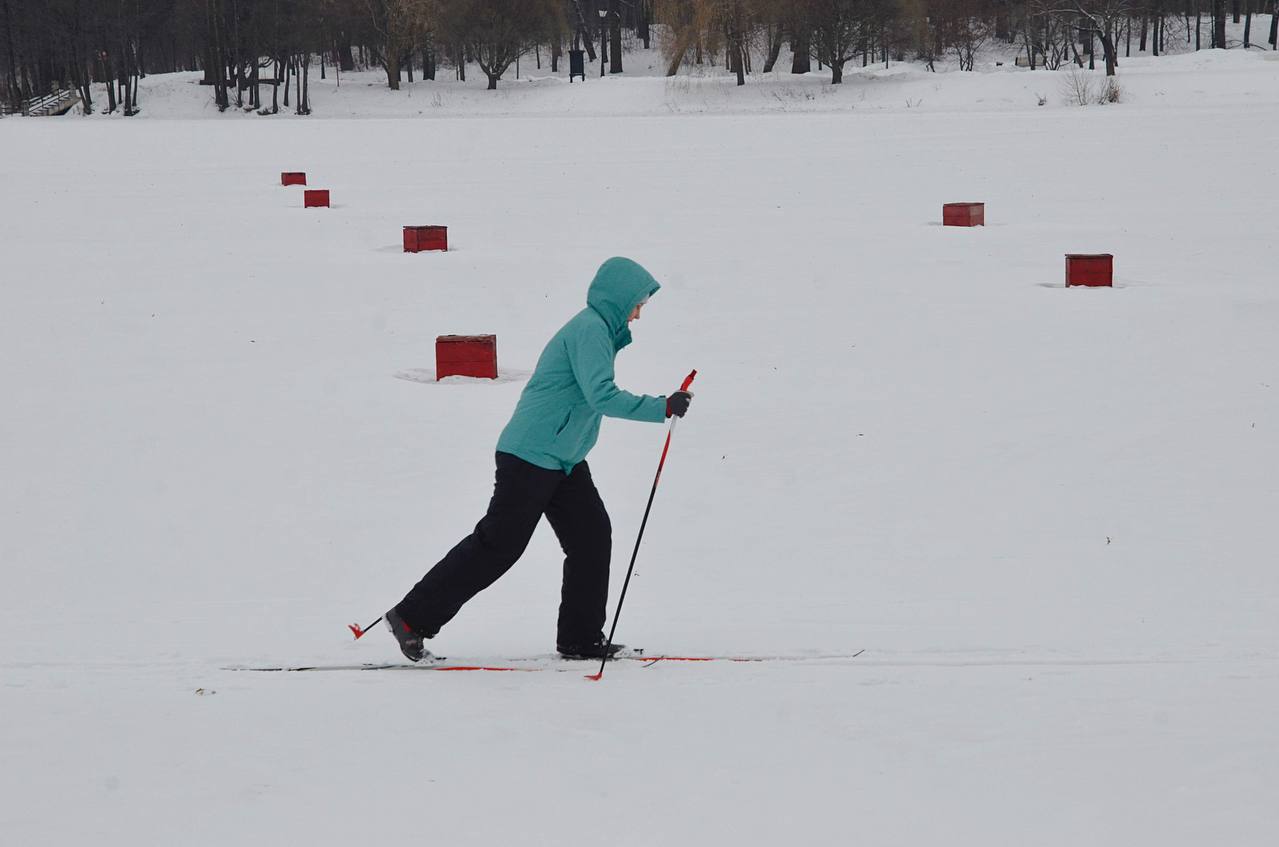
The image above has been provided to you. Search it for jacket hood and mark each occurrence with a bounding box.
[586,257,661,339]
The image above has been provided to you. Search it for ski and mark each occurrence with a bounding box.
[225,662,545,673]
[629,650,864,666]
[223,651,864,674]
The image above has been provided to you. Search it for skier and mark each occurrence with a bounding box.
[386,257,694,662]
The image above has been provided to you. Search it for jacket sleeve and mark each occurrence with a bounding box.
[567,327,667,423]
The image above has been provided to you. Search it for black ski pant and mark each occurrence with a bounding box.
[396,451,612,646]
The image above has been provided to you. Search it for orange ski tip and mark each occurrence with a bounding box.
[585,672,603,681]
[348,623,366,640]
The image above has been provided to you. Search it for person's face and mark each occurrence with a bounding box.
[628,300,646,323]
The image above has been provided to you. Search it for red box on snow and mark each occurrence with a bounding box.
[1066,254,1113,287]
[436,335,497,380]
[304,189,330,208]
[404,225,448,253]
[943,202,985,227]
[281,172,307,186]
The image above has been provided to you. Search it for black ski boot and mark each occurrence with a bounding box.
[385,608,430,663]
[557,639,627,661]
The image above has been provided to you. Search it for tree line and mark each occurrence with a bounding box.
[2,0,1276,114]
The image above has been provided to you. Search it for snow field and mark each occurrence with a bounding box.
[2,49,1278,845]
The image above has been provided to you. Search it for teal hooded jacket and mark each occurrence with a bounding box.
[496,258,668,473]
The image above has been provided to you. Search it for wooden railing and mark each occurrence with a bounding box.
[0,87,82,117]
[23,87,80,116]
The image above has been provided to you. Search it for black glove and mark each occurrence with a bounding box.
[666,390,693,419]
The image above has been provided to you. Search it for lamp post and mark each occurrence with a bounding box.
[598,9,607,78]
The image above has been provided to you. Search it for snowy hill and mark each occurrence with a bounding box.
[2,44,1278,847]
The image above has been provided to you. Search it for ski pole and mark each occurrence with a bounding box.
[587,369,697,681]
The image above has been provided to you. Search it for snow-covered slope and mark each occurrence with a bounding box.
[2,47,1277,847]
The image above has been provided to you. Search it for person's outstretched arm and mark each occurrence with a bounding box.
[568,329,667,423]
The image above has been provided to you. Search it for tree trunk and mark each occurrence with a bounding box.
[665,26,692,75]
[791,33,811,73]
[1069,28,1086,64]
[121,42,134,115]
[568,0,597,60]
[297,55,308,114]
[609,0,622,73]
[486,71,498,90]
[68,36,93,114]
[552,40,560,72]
[1270,1,1278,47]
[596,18,610,72]
[1243,10,1252,46]
[386,50,400,90]
[762,25,783,72]
[639,0,651,48]
[210,0,229,110]
[2,0,19,103]
[231,0,242,109]
[1101,25,1117,76]
[103,55,117,113]
[730,33,744,85]
[338,38,355,72]
[1213,0,1227,47]
[831,60,843,84]
[1140,14,1148,51]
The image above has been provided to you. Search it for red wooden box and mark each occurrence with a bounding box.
[304,189,330,208]
[436,335,497,380]
[943,202,985,227]
[1066,253,1113,287]
[281,172,307,186]
[404,225,448,253]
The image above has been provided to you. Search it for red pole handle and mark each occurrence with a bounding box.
[679,369,697,392]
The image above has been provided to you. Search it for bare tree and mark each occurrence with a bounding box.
[1039,0,1132,75]
[364,0,434,89]
[932,0,995,70]
[440,0,557,89]
[806,0,863,83]
[655,0,712,76]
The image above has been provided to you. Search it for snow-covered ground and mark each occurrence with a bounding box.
[2,45,1278,846]
[52,17,1279,120]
